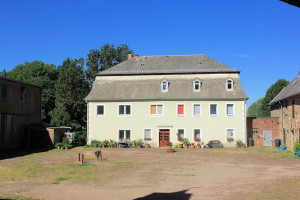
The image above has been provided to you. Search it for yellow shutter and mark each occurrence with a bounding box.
[151,105,156,114]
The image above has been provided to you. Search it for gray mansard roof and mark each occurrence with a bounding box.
[98,55,240,76]
[270,75,300,104]
[85,55,248,101]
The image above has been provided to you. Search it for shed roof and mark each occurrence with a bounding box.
[98,55,239,76]
[270,75,300,104]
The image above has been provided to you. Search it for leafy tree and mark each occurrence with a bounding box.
[261,79,289,117]
[0,69,7,77]
[6,61,58,125]
[50,58,89,144]
[247,98,264,117]
[86,43,136,86]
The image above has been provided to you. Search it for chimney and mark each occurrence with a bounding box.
[128,54,132,60]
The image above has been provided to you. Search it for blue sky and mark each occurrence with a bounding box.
[0,0,299,107]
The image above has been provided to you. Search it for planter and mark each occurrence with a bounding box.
[166,149,176,153]
[184,146,188,148]
[178,144,183,148]
[65,147,68,150]
[137,146,141,148]
[278,146,287,150]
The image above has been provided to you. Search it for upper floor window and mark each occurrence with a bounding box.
[161,80,168,92]
[226,79,233,91]
[194,80,200,92]
[151,105,163,115]
[20,87,26,100]
[119,105,131,116]
[193,104,201,116]
[226,104,234,116]
[177,104,185,116]
[97,105,104,116]
[210,104,217,116]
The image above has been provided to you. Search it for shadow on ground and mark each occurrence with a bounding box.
[0,148,51,160]
[134,189,192,200]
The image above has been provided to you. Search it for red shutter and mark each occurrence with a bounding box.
[178,105,184,115]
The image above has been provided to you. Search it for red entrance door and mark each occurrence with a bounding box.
[159,130,170,147]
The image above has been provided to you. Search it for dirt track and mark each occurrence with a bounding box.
[1,147,300,200]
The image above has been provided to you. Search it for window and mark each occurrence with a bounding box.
[161,80,168,92]
[20,87,26,100]
[1,84,7,97]
[226,104,234,115]
[177,129,184,139]
[119,130,131,140]
[210,104,217,116]
[97,105,104,116]
[144,129,151,140]
[194,80,200,92]
[292,99,295,118]
[226,79,233,91]
[227,129,234,142]
[193,104,201,116]
[150,105,163,115]
[194,129,201,141]
[177,104,184,116]
[119,105,131,116]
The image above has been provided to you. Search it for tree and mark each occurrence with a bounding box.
[6,61,58,125]
[50,58,89,145]
[86,43,136,87]
[247,98,264,117]
[261,79,289,117]
[0,69,7,77]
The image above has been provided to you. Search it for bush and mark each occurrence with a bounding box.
[183,138,190,146]
[294,140,300,151]
[136,139,144,147]
[90,140,101,147]
[236,140,245,148]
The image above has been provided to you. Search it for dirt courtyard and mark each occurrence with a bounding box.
[1,147,300,200]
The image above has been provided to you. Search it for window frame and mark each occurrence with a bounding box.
[118,129,131,141]
[209,103,218,116]
[161,80,169,92]
[176,128,185,139]
[193,80,201,92]
[96,104,105,116]
[144,128,152,141]
[193,103,201,116]
[177,103,185,116]
[150,104,164,116]
[226,103,234,116]
[226,128,235,142]
[118,104,132,116]
[193,128,202,141]
[226,79,233,91]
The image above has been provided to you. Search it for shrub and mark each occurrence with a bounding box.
[294,140,300,151]
[136,139,144,147]
[183,138,190,146]
[236,140,245,148]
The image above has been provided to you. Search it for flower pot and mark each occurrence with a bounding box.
[65,147,68,150]
[166,149,175,153]
[184,146,188,148]
[137,146,141,148]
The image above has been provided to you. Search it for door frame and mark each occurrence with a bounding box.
[159,129,170,147]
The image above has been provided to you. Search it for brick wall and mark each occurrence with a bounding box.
[248,118,280,147]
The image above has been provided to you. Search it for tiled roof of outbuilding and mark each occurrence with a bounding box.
[270,75,300,104]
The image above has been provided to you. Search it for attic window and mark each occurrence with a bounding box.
[161,80,168,92]
[194,80,201,92]
[226,79,233,91]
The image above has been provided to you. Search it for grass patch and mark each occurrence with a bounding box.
[51,177,69,184]
[112,162,132,167]
[0,196,34,200]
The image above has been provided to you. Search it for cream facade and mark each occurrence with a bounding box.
[85,55,248,147]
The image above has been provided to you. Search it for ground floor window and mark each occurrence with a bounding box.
[144,129,151,140]
[194,129,201,142]
[119,130,131,140]
[226,129,234,142]
[177,129,184,141]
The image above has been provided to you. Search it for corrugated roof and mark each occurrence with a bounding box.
[98,55,239,76]
[270,75,300,104]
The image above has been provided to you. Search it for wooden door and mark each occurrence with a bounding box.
[263,130,272,146]
[159,130,170,147]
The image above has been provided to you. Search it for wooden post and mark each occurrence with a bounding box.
[78,153,81,162]
[82,154,84,164]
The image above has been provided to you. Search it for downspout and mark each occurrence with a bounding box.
[244,98,247,146]
[86,100,89,144]
[279,101,283,144]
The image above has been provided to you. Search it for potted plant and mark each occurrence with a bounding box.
[201,142,204,148]
[183,138,190,148]
[278,145,287,150]
[194,138,201,142]
[136,139,144,148]
[168,141,173,148]
[144,142,151,148]
[176,133,184,148]
[62,136,72,150]
[190,143,194,148]
[55,142,63,149]
[236,140,246,148]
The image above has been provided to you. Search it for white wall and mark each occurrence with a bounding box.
[87,100,246,147]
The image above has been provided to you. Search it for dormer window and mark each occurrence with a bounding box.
[161,80,168,92]
[194,80,201,92]
[226,79,233,91]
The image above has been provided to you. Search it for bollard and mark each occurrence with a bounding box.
[100,152,103,162]
[82,154,84,164]
[78,153,81,162]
